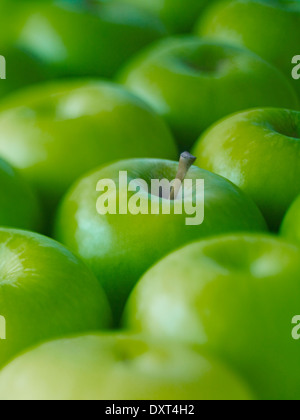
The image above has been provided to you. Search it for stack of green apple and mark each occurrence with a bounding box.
[0,0,300,401]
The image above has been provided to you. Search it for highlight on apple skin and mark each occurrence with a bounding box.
[0,228,112,368]
[0,80,178,212]
[193,108,300,231]
[124,233,300,400]
[54,157,267,322]
[0,333,254,401]
[119,36,298,149]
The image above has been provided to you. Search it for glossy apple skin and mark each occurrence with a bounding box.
[281,195,300,243]
[0,228,111,368]
[119,37,298,149]
[0,333,254,400]
[115,0,210,33]
[193,108,300,231]
[0,158,42,232]
[55,158,267,322]
[124,234,300,400]
[0,80,177,211]
[4,1,166,78]
[197,0,300,97]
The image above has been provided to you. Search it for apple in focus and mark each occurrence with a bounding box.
[0,333,254,400]
[55,157,267,322]
[0,228,111,368]
[193,108,300,230]
[119,36,298,149]
[124,233,300,400]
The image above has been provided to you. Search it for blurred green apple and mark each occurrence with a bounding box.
[114,0,210,33]
[55,157,267,322]
[119,36,298,149]
[0,158,42,231]
[281,194,300,243]
[0,47,48,100]
[124,233,300,400]
[0,80,177,211]
[0,1,49,99]
[196,0,300,97]
[193,108,300,230]
[0,333,254,400]
[0,228,111,368]
[3,0,166,78]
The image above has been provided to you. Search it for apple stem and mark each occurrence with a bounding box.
[169,152,197,200]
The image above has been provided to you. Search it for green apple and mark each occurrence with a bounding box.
[193,108,300,231]
[0,158,42,231]
[0,228,111,368]
[0,333,254,400]
[0,47,48,100]
[196,0,300,97]
[124,233,300,400]
[55,157,267,322]
[3,0,166,78]
[119,36,298,149]
[0,2,48,98]
[114,0,210,33]
[0,80,177,212]
[281,194,300,243]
